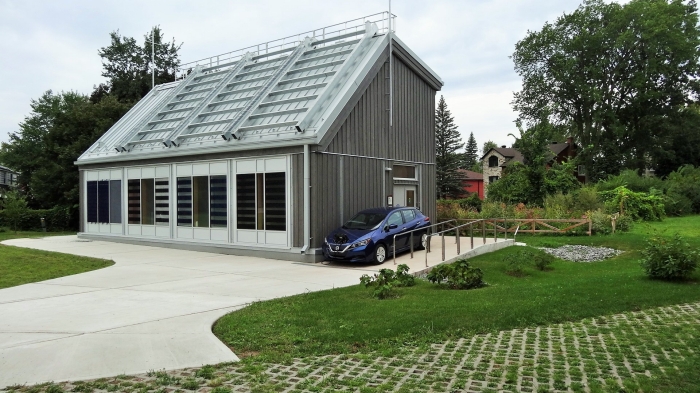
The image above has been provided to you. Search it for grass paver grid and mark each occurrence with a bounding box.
[5,301,699,393]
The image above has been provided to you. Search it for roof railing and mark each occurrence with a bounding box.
[174,12,396,80]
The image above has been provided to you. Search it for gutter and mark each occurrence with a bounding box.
[301,143,311,253]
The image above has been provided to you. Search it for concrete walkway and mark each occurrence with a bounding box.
[0,235,510,387]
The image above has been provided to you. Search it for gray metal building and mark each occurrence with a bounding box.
[76,13,442,262]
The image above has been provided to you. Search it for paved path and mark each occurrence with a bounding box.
[0,236,509,387]
[5,302,699,393]
[0,236,366,387]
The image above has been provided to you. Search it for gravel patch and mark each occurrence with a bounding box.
[539,244,624,262]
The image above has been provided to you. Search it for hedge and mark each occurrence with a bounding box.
[0,205,78,232]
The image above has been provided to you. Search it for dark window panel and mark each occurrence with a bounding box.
[109,180,122,224]
[155,178,169,225]
[265,172,286,231]
[236,174,256,230]
[177,177,192,226]
[210,175,227,228]
[87,181,98,224]
[128,179,141,224]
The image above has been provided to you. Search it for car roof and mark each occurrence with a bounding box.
[357,206,418,214]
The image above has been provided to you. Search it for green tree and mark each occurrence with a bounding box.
[460,132,479,170]
[96,26,182,103]
[488,118,579,205]
[482,141,497,156]
[1,190,28,233]
[0,92,131,209]
[512,0,700,180]
[435,96,464,199]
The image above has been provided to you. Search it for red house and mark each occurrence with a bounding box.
[458,169,485,199]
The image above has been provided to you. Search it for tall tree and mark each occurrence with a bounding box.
[96,26,182,103]
[512,0,700,180]
[459,132,479,170]
[435,96,464,199]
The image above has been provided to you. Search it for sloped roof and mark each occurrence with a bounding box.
[457,169,483,180]
[77,14,442,165]
[482,143,572,167]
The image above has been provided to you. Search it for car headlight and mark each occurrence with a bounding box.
[349,238,371,249]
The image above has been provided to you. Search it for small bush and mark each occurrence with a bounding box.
[359,264,415,299]
[588,209,633,235]
[503,252,528,276]
[503,248,556,275]
[532,252,555,271]
[641,234,699,280]
[426,259,485,289]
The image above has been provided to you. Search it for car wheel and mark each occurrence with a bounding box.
[374,244,387,264]
[417,233,429,250]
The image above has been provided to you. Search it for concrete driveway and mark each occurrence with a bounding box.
[0,236,368,387]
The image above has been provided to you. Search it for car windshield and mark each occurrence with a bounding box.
[343,212,387,230]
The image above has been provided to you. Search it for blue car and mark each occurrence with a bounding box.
[323,207,431,264]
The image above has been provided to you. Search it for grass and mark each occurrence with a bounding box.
[0,230,113,289]
[213,216,700,364]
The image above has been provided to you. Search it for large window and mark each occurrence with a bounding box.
[86,180,121,224]
[177,175,227,228]
[236,172,286,231]
[127,178,168,225]
[488,156,499,167]
[393,165,416,179]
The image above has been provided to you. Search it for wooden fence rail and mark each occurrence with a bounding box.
[444,218,592,236]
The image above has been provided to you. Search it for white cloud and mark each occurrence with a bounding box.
[0,0,591,149]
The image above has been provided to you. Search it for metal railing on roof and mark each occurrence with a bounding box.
[175,12,396,79]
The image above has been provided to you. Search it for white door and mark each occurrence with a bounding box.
[393,185,416,208]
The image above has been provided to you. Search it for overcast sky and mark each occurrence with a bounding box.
[0,0,598,153]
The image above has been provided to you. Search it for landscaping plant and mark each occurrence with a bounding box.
[426,259,485,289]
[359,264,415,299]
[641,233,699,280]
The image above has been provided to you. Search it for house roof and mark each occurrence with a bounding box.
[77,13,443,165]
[481,143,572,167]
[457,169,483,180]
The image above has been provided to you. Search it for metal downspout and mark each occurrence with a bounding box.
[301,144,311,253]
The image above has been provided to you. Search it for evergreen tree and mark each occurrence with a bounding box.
[459,132,479,170]
[435,96,464,199]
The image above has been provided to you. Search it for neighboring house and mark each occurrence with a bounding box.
[76,15,443,262]
[481,137,583,197]
[0,165,18,197]
[458,169,484,199]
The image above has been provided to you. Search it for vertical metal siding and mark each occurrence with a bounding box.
[291,153,305,247]
[312,52,438,248]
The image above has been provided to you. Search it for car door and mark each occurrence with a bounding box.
[384,210,406,253]
[401,209,420,248]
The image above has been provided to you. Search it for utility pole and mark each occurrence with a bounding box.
[152,28,155,89]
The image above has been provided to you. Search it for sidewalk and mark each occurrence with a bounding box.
[8,301,698,393]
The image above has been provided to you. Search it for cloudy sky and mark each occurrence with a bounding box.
[0,0,593,153]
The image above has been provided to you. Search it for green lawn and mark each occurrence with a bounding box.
[0,231,113,289]
[213,216,700,364]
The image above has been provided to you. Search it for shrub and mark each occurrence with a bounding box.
[641,234,699,280]
[503,248,556,275]
[0,205,76,232]
[426,259,485,289]
[597,169,666,193]
[588,209,633,235]
[599,186,665,221]
[532,252,555,271]
[665,165,700,215]
[359,264,415,299]
[503,251,528,276]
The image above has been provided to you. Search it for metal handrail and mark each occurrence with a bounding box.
[175,12,396,78]
[390,219,458,265]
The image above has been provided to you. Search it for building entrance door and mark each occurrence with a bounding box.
[393,185,416,208]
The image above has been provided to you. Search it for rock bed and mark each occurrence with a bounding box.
[538,244,624,262]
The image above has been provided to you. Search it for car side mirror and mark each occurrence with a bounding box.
[388,224,398,230]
